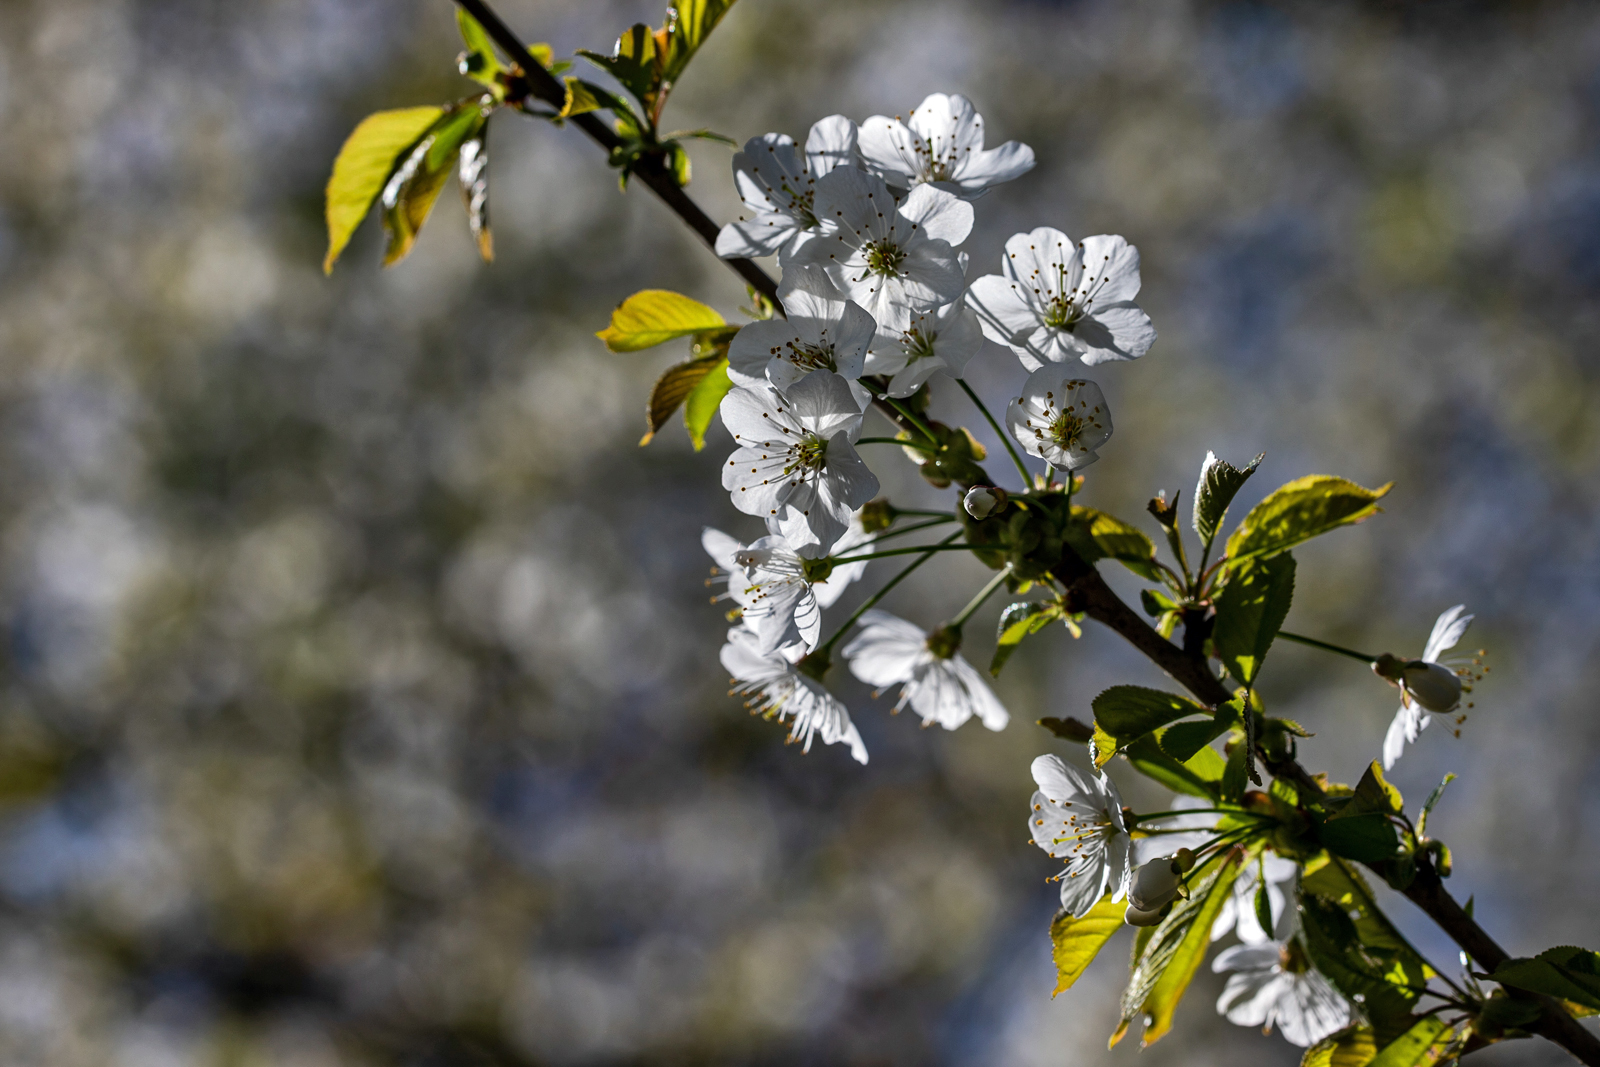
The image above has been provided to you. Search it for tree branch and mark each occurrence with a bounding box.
[442,2,1597,1060]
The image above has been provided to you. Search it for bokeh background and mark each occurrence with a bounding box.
[1,0,1598,1063]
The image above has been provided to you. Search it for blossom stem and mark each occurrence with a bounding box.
[948,567,1012,629]
[894,508,958,519]
[817,532,963,656]
[867,517,957,543]
[1128,807,1253,823]
[1277,631,1378,664]
[871,392,939,443]
[957,379,1031,486]
[830,543,979,564]
[857,436,938,452]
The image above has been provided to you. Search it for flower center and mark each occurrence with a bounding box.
[1043,295,1084,331]
[787,433,828,475]
[1049,410,1089,449]
[864,238,907,276]
[1279,939,1310,975]
[784,340,837,372]
[903,327,937,363]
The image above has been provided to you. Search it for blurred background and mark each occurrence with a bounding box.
[1,0,1598,1063]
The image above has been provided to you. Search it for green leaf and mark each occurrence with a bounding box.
[577,23,659,109]
[1493,947,1600,1011]
[1319,814,1400,863]
[990,600,1064,676]
[1417,773,1456,837]
[1220,741,1249,803]
[1332,761,1405,821]
[641,352,724,446]
[1050,896,1125,995]
[597,290,728,351]
[323,106,446,273]
[660,0,739,84]
[1123,735,1222,800]
[379,102,489,268]
[1254,875,1274,937]
[1089,686,1210,768]
[682,356,732,451]
[560,77,637,123]
[1225,475,1393,564]
[1302,1027,1379,1067]
[1067,507,1161,581]
[458,125,492,262]
[1117,850,1245,1046]
[1194,451,1265,549]
[456,10,509,93]
[1155,715,1230,763]
[1038,716,1094,744]
[1212,553,1295,685]
[1368,1016,1449,1067]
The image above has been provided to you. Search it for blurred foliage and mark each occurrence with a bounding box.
[2,0,1600,1065]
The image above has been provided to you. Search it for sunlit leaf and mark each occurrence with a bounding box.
[660,0,739,84]
[1493,947,1600,1011]
[1367,1016,1450,1067]
[456,9,508,93]
[1212,552,1295,685]
[1123,734,1223,800]
[323,106,445,273]
[380,101,489,267]
[1194,451,1264,549]
[1417,773,1456,837]
[1090,686,1209,767]
[1331,761,1404,821]
[991,600,1064,677]
[1116,850,1245,1047]
[1050,896,1125,995]
[1067,506,1161,581]
[1302,1027,1379,1067]
[641,352,723,446]
[682,356,732,451]
[1225,475,1392,565]
[458,125,492,262]
[597,290,727,351]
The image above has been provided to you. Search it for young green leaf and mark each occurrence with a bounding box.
[1219,740,1249,803]
[1089,686,1210,767]
[1301,1027,1378,1067]
[1254,867,1274,936]
[577,24,659,111]
[1123,735,1223,800]
[1066,507,1161,582]
[660,0,739,84]
[1212,552,1295,685]
[1225,475,1393,565]
[640,352,724,446]
[323,106,446,273]
[1116,851,1246,1047]
[597,290,728,351]
[1155,715,1230,763]
[1193,451,1265,549]
[990,600,1064,676]
[458,126,492,262]
[682,356,732,451]
[1331,761,1405,821]
[380,102,489,268]
[1366,1016,1450,1067]
[1318,814,1400,864]
[1050,896,1126,995]
[456,9,509,93]
[1417,773,1456,837]
[1492,947,1600,1011]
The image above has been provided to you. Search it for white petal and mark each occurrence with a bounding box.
[716,216,795,259]
[1075,234,1143,306]
[701,527,744,572]
[1423,604,1473,662]
[843,610,929,687]
[1030,753,1095,803]
[811,166,899,241]
[952,140,1036,193]
[1074,303,1157,364]
[950,656,1010,730]
[1276,973,1352,1048]
[966,274,1044,348]
[856,114,920,188]
[805,114,857,176]
[1057,858,1109,918]
[899,183,974,246]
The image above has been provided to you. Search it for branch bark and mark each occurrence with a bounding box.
[442,2,1599,1061]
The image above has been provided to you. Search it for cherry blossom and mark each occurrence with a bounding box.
[1005,372,1111,469]
[720,626,868,764]
[1028,755,1131,917]
[715,115,857,262]
[726,265,875,394]
[1212,939,1351,1047]
[1379,604,1476,769]
[841,609,1009,732]
[857,92,1034,199]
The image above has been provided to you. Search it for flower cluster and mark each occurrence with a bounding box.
[710,94,1154,764]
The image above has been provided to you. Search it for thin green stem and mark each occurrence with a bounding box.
[1129,807,1259,824]
[949,567,1011,629]
[1278,630,1378,664]
[894,508,958,519]
[877,394,940,443]
[858,436,936,452]
[865,517,956,543]
[958,379,1031,486]
[831,543,979,565]
[817,532,962,656]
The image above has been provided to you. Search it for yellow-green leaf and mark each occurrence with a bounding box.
[1135,850,1246,1045]
[683,357,733,450]
[1225,475,1392,564]
[561,76,603,119]
[1050,896,1125,995]
[1090,685,1210,767]
[1368,1016,1450,1067]
[1331,761,1404,821]
[1068,506,1160,581]
[323,106,444,273]
[598,290,727,351]
[456,10,508,93]
[1212,552,1296,685]
[380,103,487,268]
[661,0,739,83]
[641,352,723,446]
[1302,1027,1379,1067]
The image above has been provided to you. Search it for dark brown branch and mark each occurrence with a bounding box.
[442,2,1597,1060]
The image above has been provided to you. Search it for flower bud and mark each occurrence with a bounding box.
[1401,661,1463,713]
[1127,856,1184,912]
[859,499,897,534]
[1124,902,1166,927]
[963,485,1007,520]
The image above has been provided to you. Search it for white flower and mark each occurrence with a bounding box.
[841,609,1009,732]
[966,228,1155,370]
[1381,605,1475,770]
[1005,371,1111,469]
[701,528,822,655]
[715,115,857,262]
[808,512,873,608]
[800,167,973,328]
[1212,940,1352,1048]
[720,373,880,558]
[726,265,876,393]
[720,626,868,764]
[1213,852,1298,945]
[857,92,1035,199]
[1028,754,1131,917]
[1124,855,1188,926]
[963,485,1004,520]
[863,295,985,398]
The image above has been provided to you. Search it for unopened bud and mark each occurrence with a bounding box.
[859,499,897,534]
[1174,848,1196,872]
[1146,490,1180,530]
[1401,661,1463,713]
[1127,856,1184,912]
[1124,902,1166,927]
[964,485,1007,520]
